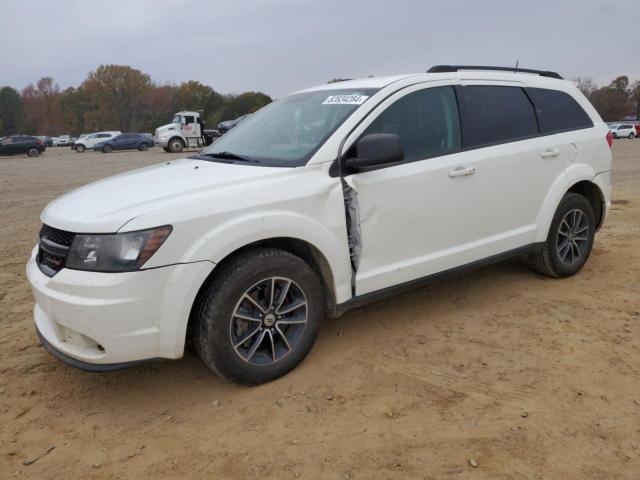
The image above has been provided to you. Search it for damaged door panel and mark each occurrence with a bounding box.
[341,178,361,295]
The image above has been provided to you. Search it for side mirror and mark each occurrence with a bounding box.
[344,133,404,171]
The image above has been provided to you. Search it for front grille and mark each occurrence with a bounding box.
[37,224,76,277]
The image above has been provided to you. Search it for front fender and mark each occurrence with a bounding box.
[183,211,352,304]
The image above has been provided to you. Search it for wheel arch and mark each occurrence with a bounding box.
[535,167,606,242]
[184,236,339,351]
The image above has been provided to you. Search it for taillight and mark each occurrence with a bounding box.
[606,130,613,149]
[36,139,43,145]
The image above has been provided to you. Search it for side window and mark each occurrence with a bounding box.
[527,88,593,134]
[460,86,538,148]
[361,86,461,162]
[184,115,195,124]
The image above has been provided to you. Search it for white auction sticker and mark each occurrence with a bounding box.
[322,94,369,105]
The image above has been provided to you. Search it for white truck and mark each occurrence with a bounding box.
[155,111,215,153]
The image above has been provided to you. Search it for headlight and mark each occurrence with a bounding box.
[66,226,172,272]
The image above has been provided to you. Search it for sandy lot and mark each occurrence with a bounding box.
[1,142,639,479]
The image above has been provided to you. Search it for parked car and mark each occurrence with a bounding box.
[93,133,155,153]
[73,131,121,152]
[28,65,612,385]
[634,123,640,136]
[36,136,53,147]
[0,135,45,157]
[609,124,635,139]
[55,135,72,146]
[217,114,251,134]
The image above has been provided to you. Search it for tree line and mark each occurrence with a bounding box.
[1,66,639,137]
[0,64,272,136]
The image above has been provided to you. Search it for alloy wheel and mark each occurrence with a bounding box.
[230,277,308,366]
[556,208,589,265]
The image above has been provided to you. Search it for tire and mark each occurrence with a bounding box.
[195,248,325,385]
[162,147,171,153]
[168,138,184,153]
[75,144,85,153]
[102,144,112,153]
[629,132,635,139]
[138,143,149,151]
[27,147,40,157]
[527,193,595,278]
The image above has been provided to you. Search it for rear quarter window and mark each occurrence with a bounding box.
[459,85,538,148]
[527,88,593,134]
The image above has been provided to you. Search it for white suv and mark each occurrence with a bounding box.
[609,123,636,139]
[73,131,121,152]
[27,65,612,384]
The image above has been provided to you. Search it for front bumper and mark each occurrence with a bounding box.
[27,253,214,368]
[155,138,169,147]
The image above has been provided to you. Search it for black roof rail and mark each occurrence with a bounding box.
[427,65,563,80]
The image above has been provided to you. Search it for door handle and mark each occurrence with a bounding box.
[541,147,561,158]
[448,166,476,177]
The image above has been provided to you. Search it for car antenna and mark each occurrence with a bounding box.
[514,59,519,73]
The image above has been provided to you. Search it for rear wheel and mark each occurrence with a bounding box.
[629,132,635,139]
[27,147,40,157]
[168,138,184,153]
[527,193,595,278]
[75,144,85,153]
[195,248,324,385]
[138,143,149,151]
[102,144,113,153]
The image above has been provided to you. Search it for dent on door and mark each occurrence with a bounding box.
[342,178,361,296]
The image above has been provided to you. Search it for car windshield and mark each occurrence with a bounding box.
[200,88,378,167]
[172,115,182,125]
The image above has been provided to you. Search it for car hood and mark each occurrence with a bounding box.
[155,123,181,136]
[41,158,287,233]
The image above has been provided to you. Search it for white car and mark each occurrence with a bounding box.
[73,131,121,152]
[609,123,636,139]
[27,65,612,384]
[56,135,71,146]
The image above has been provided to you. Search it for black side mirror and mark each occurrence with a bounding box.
[344,133,404,171]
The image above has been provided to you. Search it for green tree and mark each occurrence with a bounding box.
[0,86,22,135]
[217,91,272,123]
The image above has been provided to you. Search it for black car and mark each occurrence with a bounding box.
[217,114,252,134]
[0,135,45,157]
[93,133,155,153]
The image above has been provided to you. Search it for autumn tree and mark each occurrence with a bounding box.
[590,77,634,121]
[82,65,152,131]
[573,77,597,98]
[217,91,272,123]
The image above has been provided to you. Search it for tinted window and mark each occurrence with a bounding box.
[527,88,593,134]
[361,86,461,162]
[184,115,195,124]
[460,86,538,147]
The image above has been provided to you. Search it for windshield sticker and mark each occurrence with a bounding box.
[322,95,369,105]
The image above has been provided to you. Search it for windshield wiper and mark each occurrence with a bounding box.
[203,151,257,163]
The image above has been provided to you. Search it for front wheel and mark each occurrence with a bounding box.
[102,144,113,153]
[629,132,635,139]
[195,248,324,385]
[27,147,40,157]
[168,138,183,153]
[162,147,171,153]
[138,143,149,151]
[527,193,595,278]
[75,144,85,153]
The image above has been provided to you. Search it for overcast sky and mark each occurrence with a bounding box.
[1,0,637,98]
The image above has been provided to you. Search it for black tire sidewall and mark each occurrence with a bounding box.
[76,145,85,152]
[197,249,324,385]
[27,148,39,157]
[546,194,595,277]
[103,145,112,153]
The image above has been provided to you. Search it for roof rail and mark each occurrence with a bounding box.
[427,65,563,80]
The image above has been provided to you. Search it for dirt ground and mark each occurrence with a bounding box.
[0,142,639,480]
